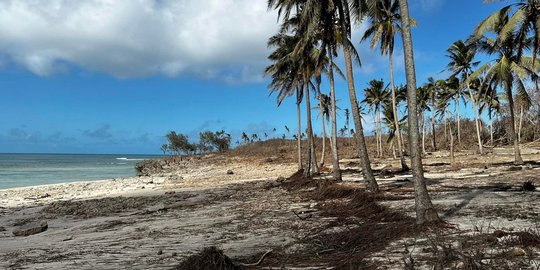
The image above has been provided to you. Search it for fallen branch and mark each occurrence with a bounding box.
[239,250,272,267]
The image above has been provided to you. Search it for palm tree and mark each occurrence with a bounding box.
[424,77,438,151]
[515,87,532,143]
[446,40,480,146]
[381,94,406,159]
[471,9,539,164]
[397,0,439,224]
[339,0,380,191]
[265,32,304,170]
[436,81,456,166]
[446,40,484,154]
[315,93,332,166]
[476,0,540,64]
[362,0,410,171]
[478,80,501,146]
[416,85,430,155]
[268,0,343,179]
[362,79,390,158]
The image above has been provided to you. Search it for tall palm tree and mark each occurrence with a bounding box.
[362,79,390,158]
[436,80,456,166]
[315,93,332,166]
[478,79,501,146]
[446,40,480,146]
[397,0,439,224]
[381,93,407,159]
[362,0,410,171]
[265,32,304,170]
[471,9,539,164]
[340,0,380,191]
[424,77,438,151]
[268,0,342,179]
[416,85,430,155]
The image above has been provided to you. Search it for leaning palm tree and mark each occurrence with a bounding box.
[338,0,380,191]
[446,40,480,147]
[397,0,439,224]
[471,9,540,164]
[362,79,390,158]
[362,0,410,171]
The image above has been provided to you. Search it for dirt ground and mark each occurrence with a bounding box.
[0,147,539,269]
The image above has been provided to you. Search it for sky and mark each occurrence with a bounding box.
[0,0,509,154]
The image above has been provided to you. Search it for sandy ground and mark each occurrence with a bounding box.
[0,148,539,269]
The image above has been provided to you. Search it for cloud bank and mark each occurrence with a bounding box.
[0,0,279,81]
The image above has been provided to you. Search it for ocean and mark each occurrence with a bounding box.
[0,153,160,190]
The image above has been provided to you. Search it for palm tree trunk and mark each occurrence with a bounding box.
[343,45,378,192]
[320,116,327,167]
[296,88,303,170]
[328,49,342,180]
[518,105,524,143]
[398,0,439,224]
[506,82,524,165]
[457,97,461,145]
[389,54,409,170]
[317,84,326,167]
[444,116,448,143]
[304,78,319,176]
[421,111,427,155]
[379,109,384,157]
[490,112,494,146]
[465,75,484,155]
[448,109,455,167]
[430,105,436,151]
[374,111,380,158]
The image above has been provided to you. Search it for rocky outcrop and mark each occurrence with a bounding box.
[135,157,197,176]
[13,221,48,237]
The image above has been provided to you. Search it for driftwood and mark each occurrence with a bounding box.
[238,250,272,267]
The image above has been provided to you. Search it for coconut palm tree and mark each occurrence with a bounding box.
[315,93,331,166]
[397,0,439,224]
[265,32,304,170]
[436,81,456,166]
[476,0,540,64]
[471,9,539,164]
[446,40,480,146]
[339,0,380,191]
[416,85,430,155]
[381,93,407,159]
[362,79,390,158]
[362,0,410,171]
[478,79,501,146]
[424,77,439,151]
[515,87,532,143]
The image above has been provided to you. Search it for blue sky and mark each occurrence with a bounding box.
[0,0,508,154]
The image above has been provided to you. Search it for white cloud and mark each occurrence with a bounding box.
[0,0,279,81]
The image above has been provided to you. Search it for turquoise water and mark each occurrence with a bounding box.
[0,153,159,190]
